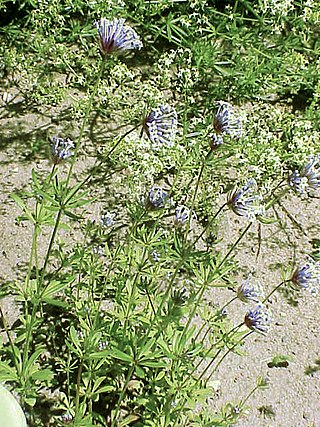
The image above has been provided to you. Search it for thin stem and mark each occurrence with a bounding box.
[203,330,253,386]
[75,360,84,417]
[276,199,307,236]
[22,60,105,375]
[66,59,105,187]
[240,383,259,408]
[191,322,244,380]
[217,222,252,269]
[93,209,147,329]
[171,326,249,427]
[107,124,140,158]
[0,305,21,377]
[262,279,290,303]
[192,202,227,248]
[111,365,135,427]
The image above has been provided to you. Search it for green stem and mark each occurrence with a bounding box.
[66,59,105,187]
[192,202,227,248]
[93,209,147,329]
[191,322,244,381]
[107,124,140,158]
[176,221,251,353]
[111,365,135,427]
[75,359,84,418]
[0,305,21,377]
[22,60,104,373]
[217,222,252,269]
[202,330,253,386]
[262,280,290,303]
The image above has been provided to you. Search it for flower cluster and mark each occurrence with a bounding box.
[237,276,263,303]
[289,155,320,196]
[291,258,320,295]
[210,101,242,147]
[227,178,265,221]
[101,212,116,228]
[244,303,272,335]
[147,186,169,209]
[144,104,178,148]
[174,205,192,227]
[95,18,142,55]
[51,136,75,165]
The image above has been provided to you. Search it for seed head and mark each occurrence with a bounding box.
[291,258,320,295]
[227,178,265,221]
[144,104,178,148]
[244,303,272,335]
[51,136,75,165]
[94,18,142,55]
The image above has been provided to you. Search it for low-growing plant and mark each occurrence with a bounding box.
[0,3,320,427]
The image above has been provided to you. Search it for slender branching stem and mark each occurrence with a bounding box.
[75,359,84,417]
[111,365,135,427]
[0,305,21,377]
[262,279,291,303]
[202,330,253,386]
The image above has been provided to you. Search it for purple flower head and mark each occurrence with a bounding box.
[291,258,320,295]
[51,136,75,165]
[237,276,263,303]
[289,155,320,195]
[101,212,116,228]
[227,178,265,221]
[147,186,169,209]
[144,105,178,148]
[95,18,142,55]
[244,303,272,335]
[213,102,242,138]
[174,205,191,227]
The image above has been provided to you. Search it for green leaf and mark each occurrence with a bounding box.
[23,347,44,377]
[31,368,54,382]
[138,359,167,368]
[267,354,292,368]
[109,348,133,363]
[0,362,18,382]
[94,385,115,394]
[42,298,68,308]
[10,194,34,223]
[42,280,70,299]
[118,414,140,426]
[24,397,36,407]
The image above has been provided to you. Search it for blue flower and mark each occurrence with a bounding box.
[291,258,320,295]
[101,212,116,228]
[51,136,74,165]
[289,155,320,195]
[147,186,169,209]
[213,101,242,138]
[174,205,191,227]
[95,18,142,55]
[227,178,265,221]
[144,105,178,148]
[244,303,272,335]
[237,277,263,303]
